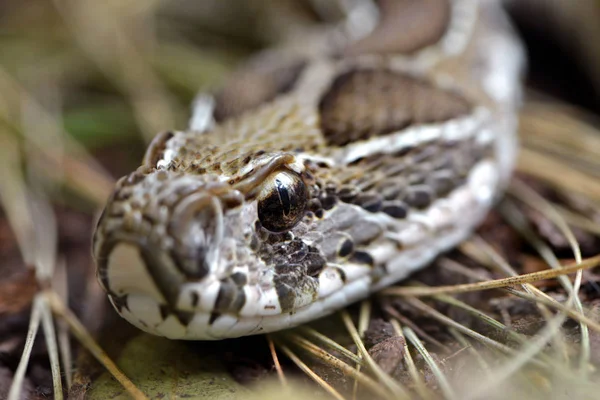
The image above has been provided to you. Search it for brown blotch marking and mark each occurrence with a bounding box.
[351,251,375,267]
[230,272,248,287]
[141,213,159,226]
[159,304,170,321]
[274,281,296,313]
[381,185,406,201]
[305,251,327,276]
[404,186,434,209]
[214,55,307,122]
[249,235,260,251]
[319,69,471,146]
[320,195,337,210]
[230,289,246,313]
[354,193,383,213]
[174,310,195,326]
[427,171,456,197]
[346,0,451,55]
[272,252,322,313]
[382,201,409,219]
[137,245,186,307]
[333,267,347,283]
[190,292,199,308]
[221,193,244,210]
[209,312,220,325]
[111,295,129,313]
[215,279,238,312]
[337,186,359,202]
[338,238,354,259]
[308,198,323,213]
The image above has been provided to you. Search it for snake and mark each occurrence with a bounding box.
[92,0,525,340]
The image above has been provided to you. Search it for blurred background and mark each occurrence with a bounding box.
[1,0,600,398]
[0,0,599,181]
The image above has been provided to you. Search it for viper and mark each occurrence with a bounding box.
[92,0,525,340]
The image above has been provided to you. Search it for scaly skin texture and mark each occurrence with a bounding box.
[92,0,525,339]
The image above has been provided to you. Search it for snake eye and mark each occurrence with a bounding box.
[257,171,308,233]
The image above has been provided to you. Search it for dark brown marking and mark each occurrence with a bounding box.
[214,55,307,122]
[230,272,248,287]
[354,193,383,213]
[308,198,323,213]
[159,304,170,321]
[382,201,409,219]
[346,0,451,56]
[111,295,129,313]
[249,235,260,251]
[231,289,246,313]
[351,251,375,267]
[337,186,359,202]
[334,267,347,283]
[338,239,354,258]
[274,282,295,313]
[319,70,471,146]
[404,186,434,209]
[215,279,237,312]
[267,240,322,313]
[305,251,327,276]
[209,312,220,325]
[174,310,195,326]
[381,186,406,201]
[190,292,199,308]
[320,195,337,210]
[427,171,456,196]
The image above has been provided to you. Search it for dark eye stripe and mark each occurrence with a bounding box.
[276,178,292,216]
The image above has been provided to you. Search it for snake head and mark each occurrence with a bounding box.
[91,0,526,338]
[92,151,336,339]
[93,120,503,341]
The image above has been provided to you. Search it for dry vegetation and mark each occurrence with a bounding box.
[1,1,600,399]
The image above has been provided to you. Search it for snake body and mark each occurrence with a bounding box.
[93,0,525,340]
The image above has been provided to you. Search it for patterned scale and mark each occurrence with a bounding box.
[92,0,525,339]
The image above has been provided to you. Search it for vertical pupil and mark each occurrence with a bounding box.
[276,178,291,215]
